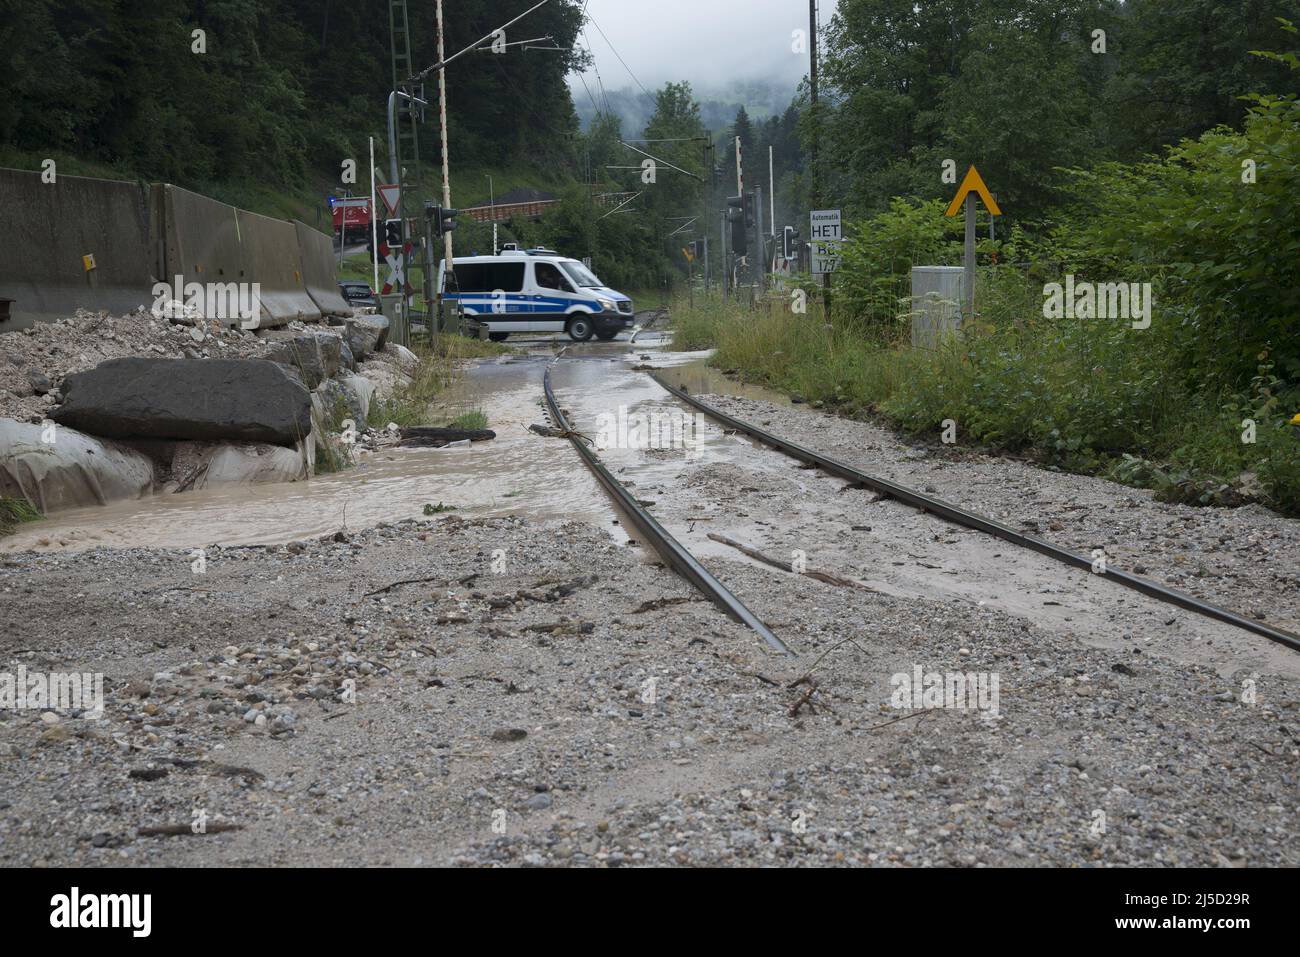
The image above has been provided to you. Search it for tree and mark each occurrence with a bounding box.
[1102,0,1300,158]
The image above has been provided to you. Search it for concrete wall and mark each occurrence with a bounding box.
[233,208,320,327]
[0,168,159,330]
[294,220,352,319]
[0,168,346,332]
[157,184,245,323]
[158,185,321,328]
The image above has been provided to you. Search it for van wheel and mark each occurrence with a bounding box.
[488,332,509,342]
[567,316,594,342]
[595,330,619,341]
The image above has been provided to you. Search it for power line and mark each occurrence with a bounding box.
[586,12,650,98]
[586,42,613,114]
[576,70,602,115]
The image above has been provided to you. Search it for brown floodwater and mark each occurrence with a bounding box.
[0,332,797,555]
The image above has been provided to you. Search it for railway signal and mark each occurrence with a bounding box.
[431,204,459,238]
[782,225,799,260]
[384,218,403,247]
[944,164,1001,321]
[727,194,747,256]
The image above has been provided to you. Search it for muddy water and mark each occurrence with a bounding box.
[4,336,791,556]
[650,355,793,408]
[1,354,627,553]
[550,347,1300,679]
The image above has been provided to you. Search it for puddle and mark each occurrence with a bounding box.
[646,355,793,408]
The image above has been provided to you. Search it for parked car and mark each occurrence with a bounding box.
[338,281,379,310]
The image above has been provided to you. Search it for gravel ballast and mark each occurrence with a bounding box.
[1,513,1294,868]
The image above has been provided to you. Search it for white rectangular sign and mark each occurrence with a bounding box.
[810,209,842,274]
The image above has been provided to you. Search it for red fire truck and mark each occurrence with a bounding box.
[331,197,373,245]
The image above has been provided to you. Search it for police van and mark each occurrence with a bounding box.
[438,247,634,341]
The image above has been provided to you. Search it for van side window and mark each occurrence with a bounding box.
[534,263,571,291]
[452,263,487,291]
[485,262,525,292]
[454,262,524,292]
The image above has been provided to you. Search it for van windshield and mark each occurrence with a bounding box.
[560,261,603,289]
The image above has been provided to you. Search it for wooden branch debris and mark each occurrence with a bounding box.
[528,423,594,445]
[706,533,875,590]
[787,677,819,717]
[364,572,479,598]
[633,596,693,614]
[400,426,497,448]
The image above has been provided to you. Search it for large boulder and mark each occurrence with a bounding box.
[344,316,390,360]
[315,377,366,427]
[339,338,357,373]
[387,343,420,375]
[337,374,376,423]
[356,360,406,400]
[262,332,343,389]
[167,441,308,490]
[52,358,312,447]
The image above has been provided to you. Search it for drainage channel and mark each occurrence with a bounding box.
[542,366,791,655]
[649,374,1300,656]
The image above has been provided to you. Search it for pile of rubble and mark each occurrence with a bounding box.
[0,309,276,423]
[0,309,420,513]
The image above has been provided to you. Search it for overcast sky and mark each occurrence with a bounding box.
[570,0,839,94]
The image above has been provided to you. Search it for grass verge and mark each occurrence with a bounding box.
[670,286,1300,515]
[367,334,505,430]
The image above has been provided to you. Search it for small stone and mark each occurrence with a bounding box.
[38,725,72,746]
[28,370,53,395]
[128,767,169,782]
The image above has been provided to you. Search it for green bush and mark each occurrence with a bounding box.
[833,198,962,333]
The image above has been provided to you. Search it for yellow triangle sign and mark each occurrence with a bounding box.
[944,165,1001,217]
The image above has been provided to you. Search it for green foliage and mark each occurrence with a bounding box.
[366,334,501,429]
[1047,30,1300,385]
[0,0,589,189]
[0,496,42,538]
[1100,2,1300,158]
[687,285,1300,513]
[448,410,488,431]
[833,199,962,329]
[819,0,1300,219]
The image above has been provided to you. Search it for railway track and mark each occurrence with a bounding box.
[541,366,790,655]
[651,373,1300,656]
[542,358,1300,657]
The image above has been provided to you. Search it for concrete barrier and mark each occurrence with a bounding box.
[157,185,321,328]
[1,172,338,331]
[235,209,320,327]
[294,220,352,319]
[156,184,245,325]
[0,168,158,331]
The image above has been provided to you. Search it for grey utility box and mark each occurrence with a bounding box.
[910,266,965,349]
[380,294,408,348]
